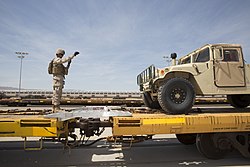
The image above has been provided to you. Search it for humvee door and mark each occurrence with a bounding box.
[213,47,245,87]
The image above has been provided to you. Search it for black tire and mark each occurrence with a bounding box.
[176,134,197,145]
[158,78,195,114]
[142,92,151,107]
[227,95,250,108]
[142,92,161,109]
[196,133,227,159]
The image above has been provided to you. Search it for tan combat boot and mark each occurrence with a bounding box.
[52,105,61,113]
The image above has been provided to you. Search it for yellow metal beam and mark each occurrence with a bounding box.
[0,116,58,137]
[112,113,250,136]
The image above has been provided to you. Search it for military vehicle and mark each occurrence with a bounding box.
[137,44,250,114]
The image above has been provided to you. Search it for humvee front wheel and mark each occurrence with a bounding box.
[227,95,250,108]
[158,78,195,114]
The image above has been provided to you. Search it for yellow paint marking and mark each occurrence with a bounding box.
[143,118,185,125]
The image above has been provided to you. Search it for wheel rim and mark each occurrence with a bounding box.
[170,88,186,104]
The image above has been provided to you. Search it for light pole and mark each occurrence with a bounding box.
[15,52,28,97]
[163,56,171,66]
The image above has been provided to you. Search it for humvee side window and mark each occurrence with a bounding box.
[222,49,239,62]
[195,48,210,62]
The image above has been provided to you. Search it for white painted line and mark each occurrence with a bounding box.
[91,153,124,162]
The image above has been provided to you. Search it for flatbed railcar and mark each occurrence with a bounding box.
[0,107,249,159]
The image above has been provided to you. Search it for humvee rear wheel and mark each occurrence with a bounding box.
[227,95,250,108]
[176,134,197,145]
[158,78,195,114]
[142,92,161,109]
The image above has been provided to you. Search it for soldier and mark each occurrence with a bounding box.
[49,48,79,112]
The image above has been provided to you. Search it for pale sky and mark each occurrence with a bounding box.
[1,0,250,91]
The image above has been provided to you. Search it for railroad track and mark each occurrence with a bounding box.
[0,96,227,107]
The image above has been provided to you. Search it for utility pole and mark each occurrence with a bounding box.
[15,52,28,97]
[163,56,171,66]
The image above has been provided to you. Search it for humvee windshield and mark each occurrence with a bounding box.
[179,57,191,64]
[179,47,210,65]
[194,48,210,63]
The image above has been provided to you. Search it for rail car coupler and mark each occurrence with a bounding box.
[75,118,112,137]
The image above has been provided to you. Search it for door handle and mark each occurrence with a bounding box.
[192,64,200,74]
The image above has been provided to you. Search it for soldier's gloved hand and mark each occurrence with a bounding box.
[74,51,80,56]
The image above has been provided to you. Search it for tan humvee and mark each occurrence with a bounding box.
[137,44,250,114]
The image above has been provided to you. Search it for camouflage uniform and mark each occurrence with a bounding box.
[51,48,79,112]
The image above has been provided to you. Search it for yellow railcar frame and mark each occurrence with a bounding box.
[0,116,58,137]
[112,113,250,136]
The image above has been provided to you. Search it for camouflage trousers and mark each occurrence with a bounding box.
[52,75,64,112]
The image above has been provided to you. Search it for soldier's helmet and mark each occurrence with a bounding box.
[56,48,65,57]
